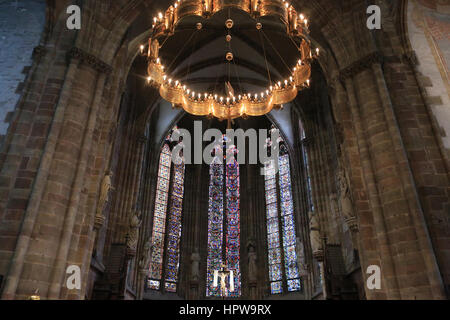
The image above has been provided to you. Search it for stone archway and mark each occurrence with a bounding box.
[0,0,448,300]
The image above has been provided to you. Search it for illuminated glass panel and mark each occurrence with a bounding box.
[264,131,302,294]
[148,126,186,293]
[206,155,224,297]
[206,142,241,298]
[264,160,283,294]
[164,161,185,290]
[149,144,172,290]
[226,157,241,297]
[278,153,301,291]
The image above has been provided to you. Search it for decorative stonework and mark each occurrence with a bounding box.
[32,45,47,60]
[67,47,113,74]
[339,52,384,81]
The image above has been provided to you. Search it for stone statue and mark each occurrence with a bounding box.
[309,211,322,254]
[139,237,152,270]
[337,167,356,221]
[97,171,113,216]
[248,242,257,282]
[191,248,200,281]
[126,209,142,250]
[330,193,339,218]
[296,237,308,276]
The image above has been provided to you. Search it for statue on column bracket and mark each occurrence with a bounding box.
[247,241,257,282]
[95,171,113,229]
[191,248,200,281]
[337,166,358,232]
[309,211,323,260]
[296,237,308,276]
[126,209,142,252]
[138,236,153,272]
[330,193,339,218]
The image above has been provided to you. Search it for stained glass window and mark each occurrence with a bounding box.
[149,127,185,293]
[264,131,302,294]
[206,140,241,297]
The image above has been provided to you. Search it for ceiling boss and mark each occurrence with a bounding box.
[145,0,319,122]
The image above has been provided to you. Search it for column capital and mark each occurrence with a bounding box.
[137,135,148,145]
[67,47,112,74]
[32,45,47,60]
[339,51,384,82]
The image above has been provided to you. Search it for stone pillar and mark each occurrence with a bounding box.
[344,74,400,299]
[48,70,107,299]
[1,55,81,300]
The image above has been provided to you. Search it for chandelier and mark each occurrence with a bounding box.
[145,0,319,122]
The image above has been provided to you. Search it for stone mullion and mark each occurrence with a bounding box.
[345,75,400,299]
[371,63,446,299]
[47,70,107,299]
[255,165,266,299]
[120,133,144,244]
[135,144,157,299]
[129,136,147,291]
[305,129,321,221]
[1,57,81,300]
[310,118,328,240]
[181,164,195,299]
[316,116,334,244]
[116,133,138,243]
[292,139,313,299]
[108,123,133,247]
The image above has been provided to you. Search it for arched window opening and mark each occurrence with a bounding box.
[264,129,301,295]
[148,127,185,293]
[206,138,241,298]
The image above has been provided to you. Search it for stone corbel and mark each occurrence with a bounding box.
[32,45,47,61]
[67,47,113,74]
[339,51,384,82]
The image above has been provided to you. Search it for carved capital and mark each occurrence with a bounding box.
[404,50,418,67]
[339,52,384,82]
[345,216,359,233]
[94,215,106,230]
[313,249,324,262]
[32,45,47,60]
[137,135,148,145]
[67,47,112,74]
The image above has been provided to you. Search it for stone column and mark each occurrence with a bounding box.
[47,68,108,299]
[0,55,81,300]
[344,74,400,299]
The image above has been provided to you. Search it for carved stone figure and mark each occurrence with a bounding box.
[309,211,322,254]
[139,237,152,270]
[330,193,339,218]
[248,243,257,282]
[97,171,113,216]
[296,237,308,276]
[337,167,355,221]
[191,248,200,281]
[126,210,142,250]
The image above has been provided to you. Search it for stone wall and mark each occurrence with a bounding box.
[0,0,46,145]
[407,0,450,155]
